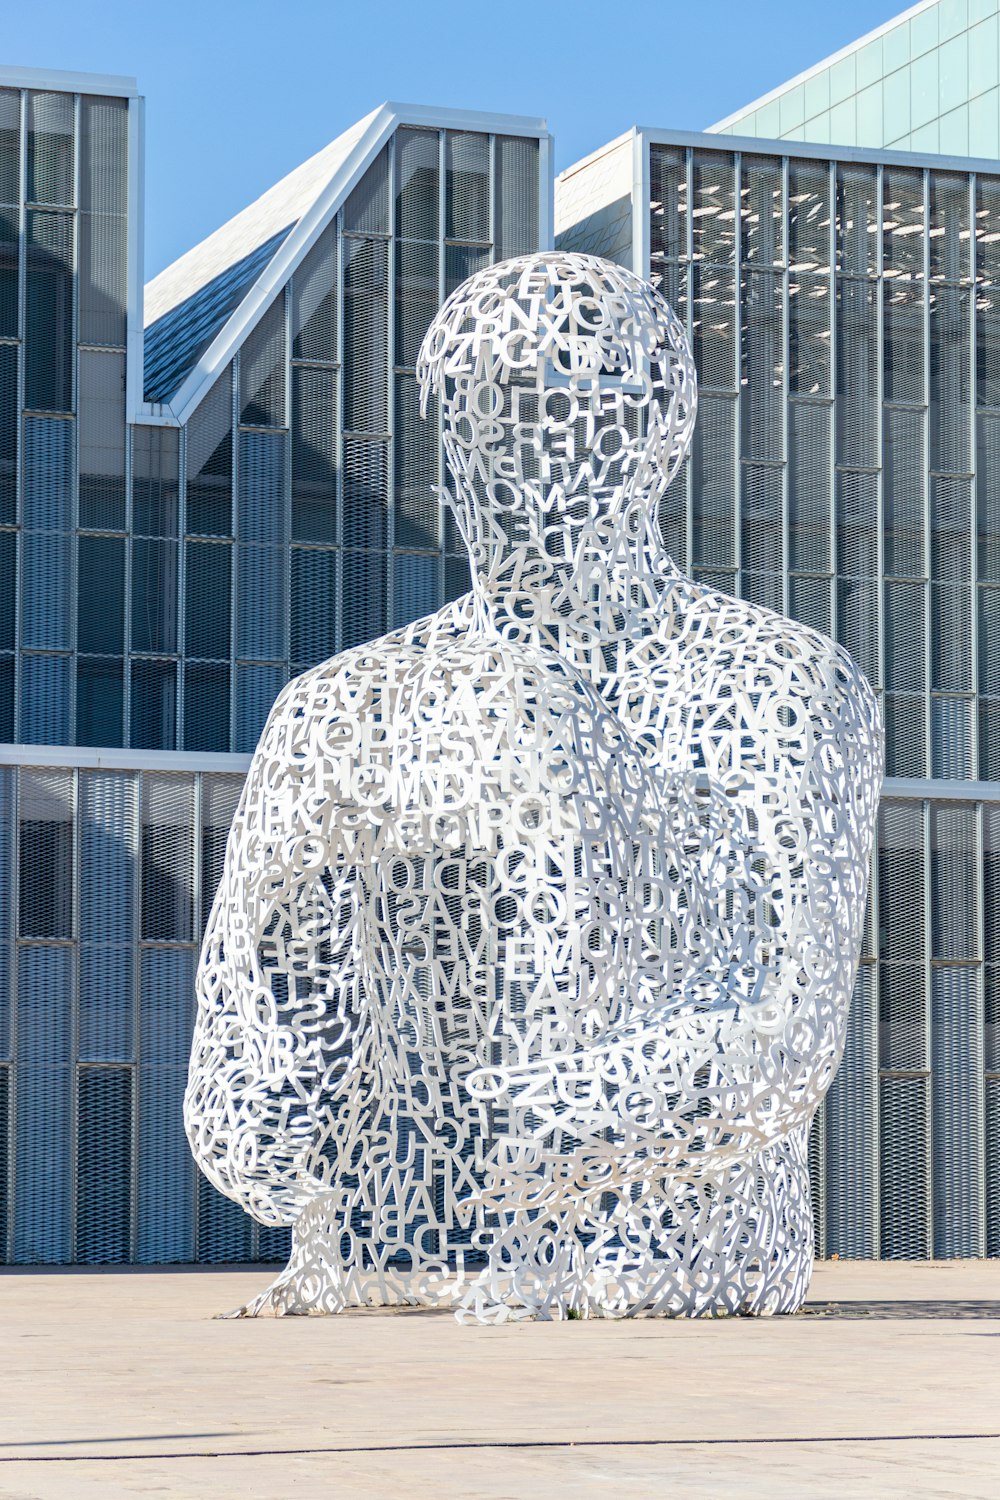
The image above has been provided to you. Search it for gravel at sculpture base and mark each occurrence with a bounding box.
[185,252,883,1321]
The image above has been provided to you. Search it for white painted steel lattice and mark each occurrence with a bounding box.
[185,252,882,1320]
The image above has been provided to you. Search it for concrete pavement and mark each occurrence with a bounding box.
[0,1260,998,1498]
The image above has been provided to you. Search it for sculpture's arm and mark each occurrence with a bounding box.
[185,680,369,1226]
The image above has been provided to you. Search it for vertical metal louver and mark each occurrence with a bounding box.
[27,92,73,207]
[132,425,179,538]
[290,546,337,667]
[78,96,128,350]
[239,296,286,429]
[78,349,126,529]
[138,945,194,1263]
[141,773,193,944]
[76,1068,133,1263]
[186,367,234,537]
[291,366,337,544]
[494,136,538,262]
[292,226,337,362]
[25,209,73,413]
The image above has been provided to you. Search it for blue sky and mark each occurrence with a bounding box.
[5,0,907,279]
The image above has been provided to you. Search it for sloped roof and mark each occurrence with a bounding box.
[142,109,378,406]
[140,102,551,426]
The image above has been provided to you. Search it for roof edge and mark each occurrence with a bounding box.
[0,63,138,97]
[159,101,554,427]
[635,122,1000,175]
[554,129,634,186]
[707,0,937,134]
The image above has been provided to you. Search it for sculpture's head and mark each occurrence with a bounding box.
[416,252,697,584]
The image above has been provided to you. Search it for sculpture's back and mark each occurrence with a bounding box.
[185,252,882,1321]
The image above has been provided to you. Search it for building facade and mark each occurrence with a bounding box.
[556,128,1000,1258]
[5,9,1000,1266]
[0,73,549,1263]
[711,0,1000,160]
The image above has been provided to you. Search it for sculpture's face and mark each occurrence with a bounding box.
[417,253,697,575]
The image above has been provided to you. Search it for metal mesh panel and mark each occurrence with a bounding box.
[396,128,439,241]
[977,414,1000,583]
[988,1077,1000,1257]
[0,204,16,416]
[78,96,128,350]
[0,1067,7,1258]
[495,136,539,261]
[183,662,230,754]
[137,946,194,1263]
[825,963,877,1258]
[79,945,133,1062]
[883,168,924,283]
[932,965,983,1258]
[290,546,337,668]
[291,365,337,544]
[446,132,489,243]
[741,270,783,462]
[691,265,736,391]
[25,209,73,413]
[185,541,231,660]
[0,529,11,652]
[186,367,234,537]
[930,174,971,286]
[788,573,831,635]
[692,153,736,263]
[837,165,877,278]
[130,659,177,751]
[76,657,124,749]
[200,776,242,929]
[235,663,284,754]
[445,243,489,298]
[19,768,73,939]
[884,284,925,405]
[19,653,70,744]
[0,341,15,522]
[27,92,73,207]
[650,146,686,264]
[141,774,193,943]
[23,413,72,530]
[884,407,925,579]
[239,297,286,430]
[836,279,878,468]
[884,693,927,778]
[981,587,1000,697]
[884,580,925,691]
[291,226,337,363]
[788,159,831,273]
[0,88,19,207]
[741,463,782,574]
[394,551,438,629]
[879,801,926,964]
[132,538,178,655]
[691,397,735,567]
[14,944,72,1262]
[394,372,438,551]
[342,145,389,235]
[788,402,831,572]
[932,696,973,778]
[23,533,71,655]
[808,1104,826,1259]
[132,425,179,538]
[237,428,285,547]
[931,583,972,692]
[396,239,439,369]
[837,577,879,687]
[880,1076,930,1259]
[343,237,388,434]
[930,474,971,584]
[79,350,126,529]
[930,287,971,474]
[788,275,830,397]
[931,804,978,961]
[740,156,782,266]
[838,466,879,573]
[76,1068,132,1263]
[343,435,388,550]
[198,1172,253,1263]
[341,549,387,650]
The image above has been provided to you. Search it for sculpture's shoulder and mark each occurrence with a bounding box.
[653,573,881,743]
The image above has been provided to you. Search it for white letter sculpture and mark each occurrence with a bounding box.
[186,252,882,1321]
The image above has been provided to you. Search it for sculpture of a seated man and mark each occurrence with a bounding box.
[185,252,882,1320]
